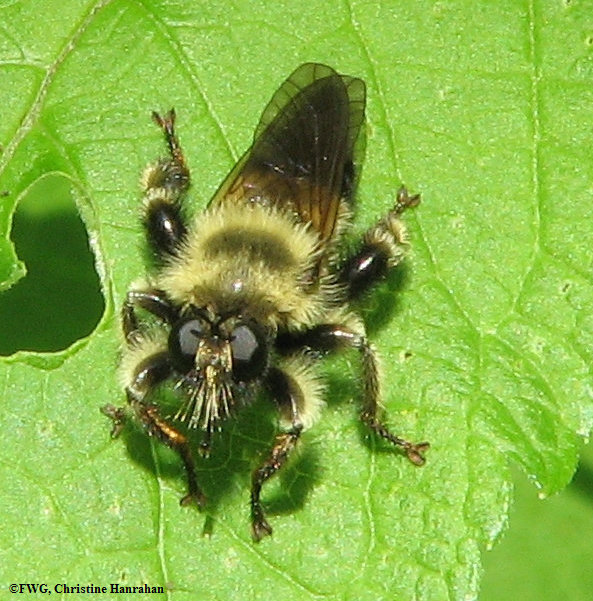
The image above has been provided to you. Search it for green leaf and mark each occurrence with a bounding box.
[1,1,592,600]
[481,443,593,601]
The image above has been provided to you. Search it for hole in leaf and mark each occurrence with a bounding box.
[0,175,104,355]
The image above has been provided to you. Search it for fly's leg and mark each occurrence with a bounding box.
[250,366,315,541]
[276,319,429,465]
[251,428,302,541]
[121,287,177,341]
[340,186,420,299]
[356,336,429,465]
[142,108,191,261]
[101,350,206,508]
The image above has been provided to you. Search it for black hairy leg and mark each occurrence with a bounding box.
[276,323,429,465]
[250,367,305,541]
[122,288,177,340]
[142,109,191,261]
[340,186,420,299]
[101,351,206,508]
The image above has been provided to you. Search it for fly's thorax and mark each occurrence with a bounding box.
[157,202,339,328]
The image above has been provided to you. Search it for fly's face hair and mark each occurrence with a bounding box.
[102,63,429,541]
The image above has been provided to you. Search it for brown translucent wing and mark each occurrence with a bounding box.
[211,63,366,242]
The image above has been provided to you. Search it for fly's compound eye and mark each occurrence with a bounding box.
[169,318,207,371]
[230,322,268,382]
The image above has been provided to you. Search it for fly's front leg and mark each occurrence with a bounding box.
[101,350,206,509]
[276,319,429,465]
[122,287,177,341]
[136,400,205,509]
[250,365,316,541]
[251,428,302,542]
[340,186,420,299]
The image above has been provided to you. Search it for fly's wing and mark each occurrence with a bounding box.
[211,63,366,243]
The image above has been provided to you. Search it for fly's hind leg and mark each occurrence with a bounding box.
[151,109,189,178]
[102,347,206,509]
[142,108,191,261]
[340,186,420,299]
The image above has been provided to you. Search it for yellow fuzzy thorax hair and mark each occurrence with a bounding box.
[158,202,340,329]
